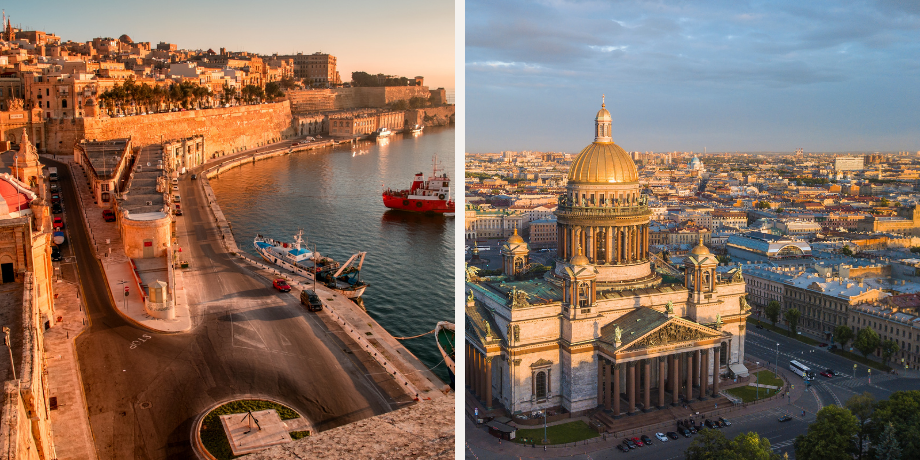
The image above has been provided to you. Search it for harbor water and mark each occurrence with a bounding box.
[209,127,455,385]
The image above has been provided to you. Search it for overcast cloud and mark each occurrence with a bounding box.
[466,0,920,153]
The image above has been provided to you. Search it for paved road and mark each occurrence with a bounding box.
[47,159,399,459]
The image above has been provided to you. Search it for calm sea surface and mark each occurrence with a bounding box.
[210,127,455,385]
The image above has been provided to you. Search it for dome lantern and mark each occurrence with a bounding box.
[594,94,612,143]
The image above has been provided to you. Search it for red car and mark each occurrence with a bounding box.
[631,437,644,447]
[102,210,116,222]
[53,217,64,229]
[820,371,833,378]
[272,279,291,292]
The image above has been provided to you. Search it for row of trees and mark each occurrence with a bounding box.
[98,78,289,117]
[763,300,901,365]
[351,71,415,87]
[793,391,918,460]
[684,428,781,460]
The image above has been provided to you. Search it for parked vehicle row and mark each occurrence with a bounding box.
[618,418,733,453]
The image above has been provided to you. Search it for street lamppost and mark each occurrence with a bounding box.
[775,343,780,376]
[117,279,129,312]
[756,361,760,400]
[2,326,15,380]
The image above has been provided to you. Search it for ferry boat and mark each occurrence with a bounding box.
[382,156,455,214]
[435,321,455,385]
[253,230,369,298]
[375,127,392,139]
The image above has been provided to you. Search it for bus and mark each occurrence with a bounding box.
[790,360,815,379]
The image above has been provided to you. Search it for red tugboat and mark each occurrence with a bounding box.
[382,156,455,215]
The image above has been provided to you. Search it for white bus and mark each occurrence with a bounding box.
[790,360,815,379]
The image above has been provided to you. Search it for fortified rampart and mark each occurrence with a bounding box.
[406,107,455,127]
[43,102,294,156]
[287,86,433,113]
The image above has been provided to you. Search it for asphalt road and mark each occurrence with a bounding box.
[47,158,398,459]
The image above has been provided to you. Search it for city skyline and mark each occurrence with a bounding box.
[5,0,454,90]
[467,0,920,153]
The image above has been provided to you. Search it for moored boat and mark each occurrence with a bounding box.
[382,156,455,214]
[435,321,455,385]
[253,230,369,298]
[375,127,392,140]
[407,124,424,135]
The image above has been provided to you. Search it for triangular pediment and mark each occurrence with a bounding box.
[621,318,723,352]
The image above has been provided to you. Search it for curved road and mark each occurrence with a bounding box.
[46,158,397,459]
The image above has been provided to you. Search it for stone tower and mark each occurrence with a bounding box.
[500,228,530,277]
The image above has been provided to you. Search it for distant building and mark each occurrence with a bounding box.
[857,207,920,236]
[835,156,864,171]
[726,232,812,262]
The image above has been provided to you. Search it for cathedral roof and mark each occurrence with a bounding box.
[567,141,638,184]
[507,228,524,244]
[600,308,669,346]
[465,293,504,348]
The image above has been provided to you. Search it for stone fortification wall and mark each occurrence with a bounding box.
[120,213,171,259]
[44,103,294,155]
[406,106,455,127]
[287,86,433,113]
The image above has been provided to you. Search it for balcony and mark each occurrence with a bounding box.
[556,204,650,218]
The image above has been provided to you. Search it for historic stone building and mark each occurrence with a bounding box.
[466,101,750,417]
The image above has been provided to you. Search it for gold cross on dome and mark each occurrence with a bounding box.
[602,94,605,106]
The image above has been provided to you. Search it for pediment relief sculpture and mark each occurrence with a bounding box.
[627,322,717,350]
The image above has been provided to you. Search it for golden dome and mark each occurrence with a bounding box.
[567,141,639,184]
[596,104,611,122]
[570,246,589,266]
[690,239,712,255]
[507,228,524,244]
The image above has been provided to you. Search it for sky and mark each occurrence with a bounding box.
[466,0,920,153]
[6,0,454,90]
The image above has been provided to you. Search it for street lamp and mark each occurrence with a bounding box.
[775,343,780,376]
[756,361,760,400]
[2,326,15,380]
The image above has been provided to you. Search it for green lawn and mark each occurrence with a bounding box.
[723,370,784,403]
[830,348,892,372]
[513,420,599,445]
[750,319,820,345]
[200,400,301,460]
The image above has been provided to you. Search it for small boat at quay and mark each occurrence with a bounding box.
[436,321,455,385]
[254,230,369,298]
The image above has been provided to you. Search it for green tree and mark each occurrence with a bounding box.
[869,391,920,460]
[756,201,771,209]
[765,301,781,327]
[879,198,890,207]
[853,327,881,359]
[880,340,900,366]
[910,246,920,254]
[834,325,855,349]
[265,81,284,100]
[841,245,854,256]
[686,429,780,460]
[727,432,780,460]
[685,428,731,460]
[785,308,801,336]
[876,423,902,460]
[794,405,859,460]
[845,392,876,460]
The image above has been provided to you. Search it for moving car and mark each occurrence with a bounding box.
[655,432,669,442]
[272,278,291,292]
[778,414,793,422]
[191,174,198,180]
[756,324,763,329]
[640,435,653,446]
[102,210,116,222]
[666,432,679,440]
[300,289,323,311]
[820,370,833,378]
[826,368,838,376]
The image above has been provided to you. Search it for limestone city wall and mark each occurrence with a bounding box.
[405,106,455,127]
[43,102,295,156]
[287,86,434,113]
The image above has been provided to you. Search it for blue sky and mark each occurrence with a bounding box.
[466,0,920,153]
[5,0,454,89]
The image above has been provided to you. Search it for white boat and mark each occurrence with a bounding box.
[408,124,424,134]
[253,230,369,298]
[375,127,392,139]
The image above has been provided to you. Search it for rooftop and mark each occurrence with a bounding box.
[80,138,131,177]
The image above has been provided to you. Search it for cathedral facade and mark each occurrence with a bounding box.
[466,102,750,416]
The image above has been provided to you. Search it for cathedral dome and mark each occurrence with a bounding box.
[507,228,524,244]
[118,34,133,43]
[690,239,712,255]
[566,98,639,184]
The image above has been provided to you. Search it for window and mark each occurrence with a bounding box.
[535,371,547,399]
[101,183,109,192]
[101,192,110,202]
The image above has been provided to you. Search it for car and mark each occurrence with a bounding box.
[665,431,678,440]
[272,279,291,292]
[826,368,838,376]
[820,370,833,378]
[172,178,179,185]
[52,203,63,214]
[717,420,726,427]
[705,419,715,429]
[172,185,179,191]
[50,183,59,192]
[688,424,698,433]
[51,194,61,204]
[655,432,669,442]
[640,435,653,445]
[719,417,732,427]
[778,414,793,422]
[829,344,838,351]
[623,439,637,449]
[300,289,323,311]
[53,217,64,229]
[191,174,197,180]
[617,444,629,452]
[756,324,763,329]
[630,437,643,447]
[102,210,116,222]
[174,207,183,216]
[292,141,303,146]
[818,342,828,347]
[680,428,691,437]
[51,246,62,262]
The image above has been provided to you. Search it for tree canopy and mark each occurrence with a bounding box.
[853,327,880,359]
[351,71,413,87]
[765,301,781,327]
[869,391,920,459]
[785,308,801,336]
[685,429,780,460]
[833,325,854,348]
[794,405,859,460]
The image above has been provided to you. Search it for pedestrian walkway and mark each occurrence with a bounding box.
[64,158,191,332]
[44,278,96,459]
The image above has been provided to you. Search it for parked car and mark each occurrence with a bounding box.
[617,444,629,452]
[630,437,643,447]
[174,206,183,216]
[719,417,732,427]
[623,439,637,449]
[705,419,715,429]
[50,183,59,192]
[666,432,679,440]
[51,246,62,262]
[688,424,698,433]
[778,414,793,422]
[102,210,116,222]
[300,289,323,311]
[680,428,691,437]
[272,278,291,292]
[655,432,669,442]
[640,435,653,446]
[51,194,61,204]
[818,342,828,347]
[53,217,64,229]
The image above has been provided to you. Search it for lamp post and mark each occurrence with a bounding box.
[853,364,857,379]
[775,343,780,376]
[2,326,15,380]
[756,361,760,400]
[117,279,129,312]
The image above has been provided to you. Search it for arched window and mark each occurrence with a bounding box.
[535,371,547,399]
